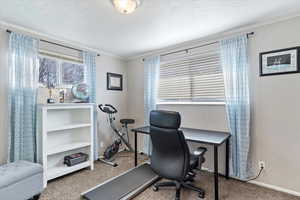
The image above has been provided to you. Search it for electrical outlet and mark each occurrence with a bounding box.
[258,161,265,169]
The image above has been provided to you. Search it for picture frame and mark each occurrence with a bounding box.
[107,72,123,91]
[260,47,300,76]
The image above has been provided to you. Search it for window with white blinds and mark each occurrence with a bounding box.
[158,43,225,102]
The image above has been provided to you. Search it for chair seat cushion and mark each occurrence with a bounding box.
[120,119,135,124]
[0,160,43,189]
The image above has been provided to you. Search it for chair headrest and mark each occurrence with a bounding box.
[150,110,181,129]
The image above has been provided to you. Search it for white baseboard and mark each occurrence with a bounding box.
[249,181,300,197]
[200,168,300,197]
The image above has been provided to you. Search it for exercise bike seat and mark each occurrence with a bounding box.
[120,119,135,125]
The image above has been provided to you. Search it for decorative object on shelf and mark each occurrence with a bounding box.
[64,88,74,103]
[64,153,89,167]
[37,88,49,104]
[59,89,66,103]
[260,47,300,76]
[37,88,60,104]
[46,71,57,103]
[72,83,90,103]
[47,88,55,104]
[107,72,123,91]
[111,0,141,14]
[41,59,58,104]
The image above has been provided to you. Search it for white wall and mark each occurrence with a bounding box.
[249,17,300,193]
[95,55,128,153]
[127,59,147,148]
[126,16,300,193]
[0,28,128,164]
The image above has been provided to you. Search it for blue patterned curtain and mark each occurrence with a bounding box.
[8,32,39,162]
[83,51,98,160]
[143,56,160,155]
[220,35,251,180]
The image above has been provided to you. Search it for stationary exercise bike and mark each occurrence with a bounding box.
[98,104,135,167]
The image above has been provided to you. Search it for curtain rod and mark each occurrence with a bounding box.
[6,29,100,57]
[143,32,255,61]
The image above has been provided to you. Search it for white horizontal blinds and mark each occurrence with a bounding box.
[190,48,224,101]
[159,59,192,100]
[159,42,225,102]
[39,40,83,63]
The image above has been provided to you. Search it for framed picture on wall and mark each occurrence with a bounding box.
[107,72,123,91]
[260,47,300,76]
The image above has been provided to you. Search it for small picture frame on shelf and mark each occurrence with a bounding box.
[260,47,300,76]
[107,72,123,91]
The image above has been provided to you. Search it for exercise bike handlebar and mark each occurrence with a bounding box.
[105,104,118,113]
[98,104,118,114]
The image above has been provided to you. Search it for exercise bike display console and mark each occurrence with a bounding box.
[98,104,135,167]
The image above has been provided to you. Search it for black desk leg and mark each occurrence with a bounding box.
[226,139,230,179]
[214,145,219,200]
[134,131,138,167]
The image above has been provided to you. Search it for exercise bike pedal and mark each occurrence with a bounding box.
[153,186,159,192]
[98,158,118,167]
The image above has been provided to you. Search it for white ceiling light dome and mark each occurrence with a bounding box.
[111,0,141,14]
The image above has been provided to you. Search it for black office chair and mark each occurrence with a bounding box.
[150,110,207,200]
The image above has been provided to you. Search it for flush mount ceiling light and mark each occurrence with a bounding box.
[111,0,141,14]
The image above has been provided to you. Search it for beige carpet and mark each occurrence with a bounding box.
[40,153,300,200]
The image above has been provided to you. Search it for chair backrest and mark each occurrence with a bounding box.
[149,110,190,181]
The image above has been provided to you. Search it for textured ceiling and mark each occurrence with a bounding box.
[0,0,300,57]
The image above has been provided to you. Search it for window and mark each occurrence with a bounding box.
[38,56,85,88]
[158,43,225,103]
[61,62,85,85]
[39,57,59,88]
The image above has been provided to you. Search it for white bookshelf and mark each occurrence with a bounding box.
[47,161,90,181]
[48,123,91,132]
[37,103,95,187]
[47,142,91,156]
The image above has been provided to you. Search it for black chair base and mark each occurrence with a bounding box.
[153,180,205,200]
[29,194,41,200]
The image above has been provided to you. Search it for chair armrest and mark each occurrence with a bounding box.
[193,147,207,157]
[190,147,207,170]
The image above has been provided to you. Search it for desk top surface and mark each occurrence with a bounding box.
[132,126,230,145]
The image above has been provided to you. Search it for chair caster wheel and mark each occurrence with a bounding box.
[188,172,196,178]
[198,191,205,199]
[31,194,41,200]
[153,186,159,192]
